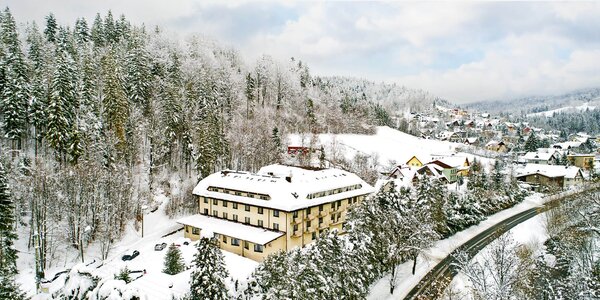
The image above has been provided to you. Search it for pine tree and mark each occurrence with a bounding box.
[0,8,29,148]
[115,266,131,283]
[101,48,129,146]
[188,238,229,300]
[163,243,185,275]
[74,18,90,45]
[46,30,77,158]
[524,131,539,152]
[90,13,105,47]
[0,161,24,299]
[104,11,116,44]
[43,13,57,43]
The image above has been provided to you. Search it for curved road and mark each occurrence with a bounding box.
[403,185,600,300]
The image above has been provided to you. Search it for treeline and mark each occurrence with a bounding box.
[526,108,600,136]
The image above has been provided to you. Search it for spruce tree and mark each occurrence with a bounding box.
[188,238,229,300]
[43,13,57,43]
[101,48,129,146]
[115,266,131,283]
[163,243,185,275]
[0,8,29,147]
[0,161,24,299]
[90,13,105,47]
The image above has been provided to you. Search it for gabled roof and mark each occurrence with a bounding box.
[516,164,583,179]
[523,150,558,161]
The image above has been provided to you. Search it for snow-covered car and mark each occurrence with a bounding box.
[121,250,140,261]
[154,242,167,251]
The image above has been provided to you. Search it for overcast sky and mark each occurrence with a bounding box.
[6,1,600,103]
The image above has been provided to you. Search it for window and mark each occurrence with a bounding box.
[258,220,263,227]
[292,211,298,218]
[222,235,227,244]
[223,212,228,219]
[319,217,323,224]
[244,241,249,249]
[330,214,335,221]
[223,201,228,208]
[185,226,189,233]
[293,224,298,231]
[311,232,317,240]
[319,204,323,211]
[233,214,238,221]
[213,210,218,217]
[192,227,200,235]
[213,199,218,205]
[306,207,311,215]
[245,217,250,224]
[235,191,242,196]
[245,205,250,212]
[254,244,264,253]
[233,203,238,209]
[273,223,279,230]
[273,210,279,217]
[306,220,311,228]
[331,203,335,210]
[203,198,208,204]
[258,207,263,214]
[231,238,240,246]
[203,208,209,215]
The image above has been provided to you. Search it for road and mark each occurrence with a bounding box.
[403,185,600,300]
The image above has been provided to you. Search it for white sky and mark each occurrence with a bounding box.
[5,1,600,103]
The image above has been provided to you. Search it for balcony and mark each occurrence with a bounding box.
[318,210,328,217]
[304,213,317,220]
[292,230,302,237]
[291,216,302,224]
[318,222,328,230]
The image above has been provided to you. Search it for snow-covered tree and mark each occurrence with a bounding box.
[188,238,229,300]
[163,243,185,275]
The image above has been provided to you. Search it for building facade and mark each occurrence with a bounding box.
[178,164,374,261]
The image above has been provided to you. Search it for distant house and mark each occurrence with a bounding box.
[464,137,479,146]
[406,156,424,168]
[567,154,595,170]
[516,164,584,189]
[428,155,471,177]
[552,141,582,150]
[486,140,508,152]
[522,150,560,165]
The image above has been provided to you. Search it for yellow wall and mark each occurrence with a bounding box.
[407,156,423,167]
[190,194,366,261]
[567,156,594,170]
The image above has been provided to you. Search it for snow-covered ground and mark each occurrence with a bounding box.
[526,101,598,117]
[367,191,552,300]
[17,191,258,299]
[289,126,494,169]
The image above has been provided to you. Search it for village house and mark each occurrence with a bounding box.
[567,154,595,170]
[485,140,508,152]
[177,164,374,261]
[515,164,584,189]
[522,150,560,165]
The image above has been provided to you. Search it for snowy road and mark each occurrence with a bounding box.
[403,184,600,300]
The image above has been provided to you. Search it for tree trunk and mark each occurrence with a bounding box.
[412,256,418,275]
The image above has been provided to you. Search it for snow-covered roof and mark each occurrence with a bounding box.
[553,141,582,149]
[523,150,558,161]
[192,164,375,212]
[177,214,284,245]
[516,164,582,179]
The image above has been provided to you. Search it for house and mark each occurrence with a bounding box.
[414,164,448,183]
[177,164,374,262]
[430,155,471,177]
[425,160,459,183]
[406,156,424,168]
[522,150,560,165]
[515,164,584,189]
[464,137,479,146]
[486,140,508,152]
[553,141,582,150]
[567,154,595,170]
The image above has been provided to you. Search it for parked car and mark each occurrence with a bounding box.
[154,242,167,251]
[121,250,140,261]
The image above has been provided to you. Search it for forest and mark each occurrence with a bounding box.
[0,8,445,295]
